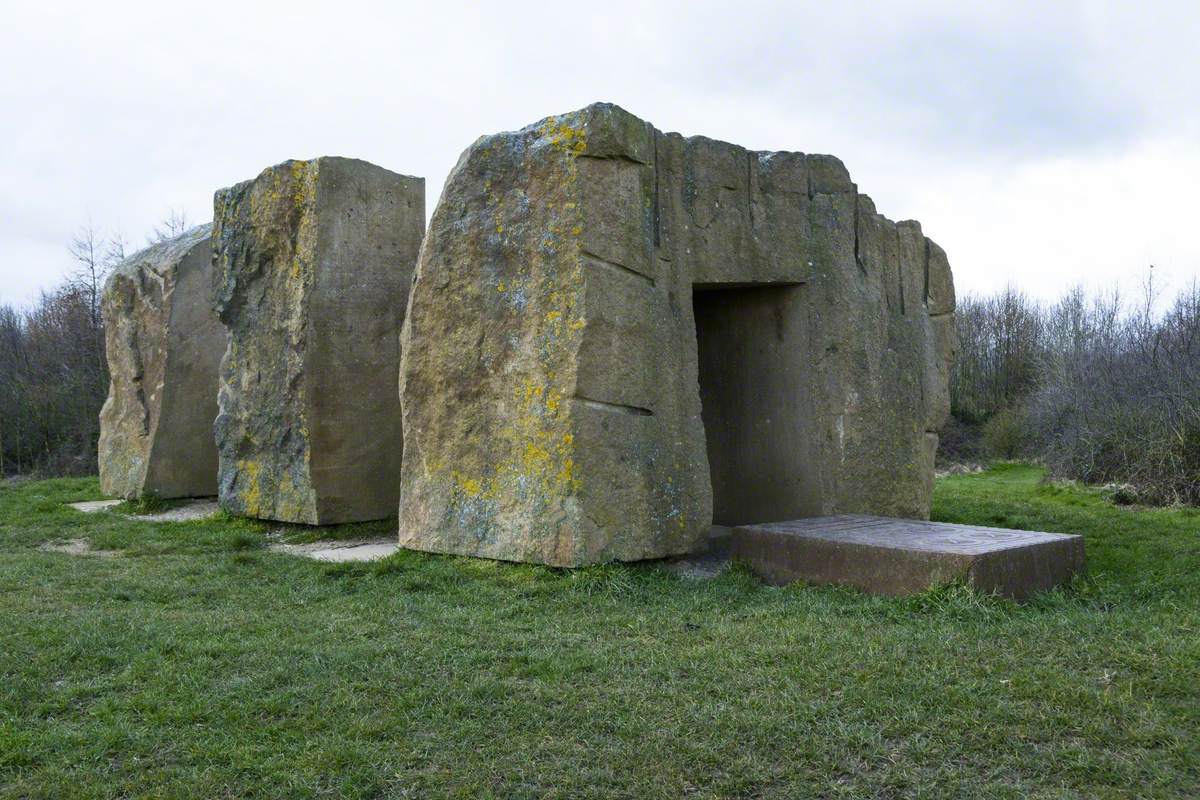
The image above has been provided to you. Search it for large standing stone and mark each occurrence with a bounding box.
[399,104,956,566]
[99,224,223,499]
[213,157,424,524]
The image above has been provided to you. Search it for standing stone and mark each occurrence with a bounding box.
[213,157,423,524]
[399,104,955,566]
[99,224,223,499]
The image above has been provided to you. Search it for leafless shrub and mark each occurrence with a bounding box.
[149,208,189,244]
[1028,280,1200,504]
[0,226,127,476]
[0,286,110,475]
[951,285,1043,422]
[953,276,1200,505]
[2,211,195,477]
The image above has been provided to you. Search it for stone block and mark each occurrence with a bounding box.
[399,103,956,566]
[99,224,223,499]
[732,515,1085,599]
[212,157,423,524]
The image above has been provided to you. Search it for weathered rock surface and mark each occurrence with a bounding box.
[98,224,223,499]
[213,157,423,524]
[399,104,956,566]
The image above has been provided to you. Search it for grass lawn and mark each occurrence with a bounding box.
[1,464,1197,798]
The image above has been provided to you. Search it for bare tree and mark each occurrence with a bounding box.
[149,207,189,244]
[67,224,106,330]
[951,285,1043,422]
[952,274,1200,504]
[106,232,128,267]
[1,210,201,478]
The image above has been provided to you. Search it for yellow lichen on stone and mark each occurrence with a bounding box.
[237,459,262,517]
[452,470,492,499]
[273,472,298,522]
[539,116,589,157]
[420,110,599,549]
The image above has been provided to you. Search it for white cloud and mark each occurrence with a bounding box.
[0,0,1196,305]
[904,136,1200,300]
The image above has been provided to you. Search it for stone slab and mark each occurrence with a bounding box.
[266,537,398,562]
[67,500,122,513]
[307,543,399,563]
[732,515,1085,599]
[66,498,219,522]
[137,499,220,522]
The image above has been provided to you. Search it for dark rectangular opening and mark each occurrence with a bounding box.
[693,284,818,526]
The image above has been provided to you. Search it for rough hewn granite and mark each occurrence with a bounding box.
[398,104,956,565]
[98,224,223,499]
[213,157,424,524]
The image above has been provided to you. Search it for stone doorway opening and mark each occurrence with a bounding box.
[692,283,816,526]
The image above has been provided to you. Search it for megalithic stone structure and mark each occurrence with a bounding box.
[212,157,424,525]
[398,103,956,567]
[98,224,224,499]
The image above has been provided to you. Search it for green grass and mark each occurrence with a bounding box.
[1,466,1197,798]
[111,493,180,516]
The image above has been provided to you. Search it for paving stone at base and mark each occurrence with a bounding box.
[732,515,1085,600]
[307,543,399,563]
[66,498,219,521]
[68,500,122,514]
[266,538,399,563]
[138,499,220,523]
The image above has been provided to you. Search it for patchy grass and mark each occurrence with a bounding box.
[110,493,180,516]
[0,467,1197,798]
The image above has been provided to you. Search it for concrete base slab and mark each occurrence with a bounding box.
[67,500,122,513]
[138,499,220,522]
[267,537,399,563]
[309,543,399,562]
[732,515,1085,600]
[66,498,220,521]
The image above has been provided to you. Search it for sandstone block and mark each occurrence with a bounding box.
[732,515,1086,599]
[213,157,423,524]
[99,225,223,499]
[399,104,956,566]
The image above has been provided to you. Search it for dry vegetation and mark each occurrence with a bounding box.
[948,279,1200,505]
[0,214,188,477]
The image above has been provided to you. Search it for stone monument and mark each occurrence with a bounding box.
[213,157,424,524]
[398,103,956,566]
[98,224,224,499]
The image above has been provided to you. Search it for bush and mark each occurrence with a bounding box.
[952,280,1200,505]
[982,406,1029,460]
[936,416,985,466]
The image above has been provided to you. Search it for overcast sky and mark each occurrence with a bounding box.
[2,1,1197,307]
